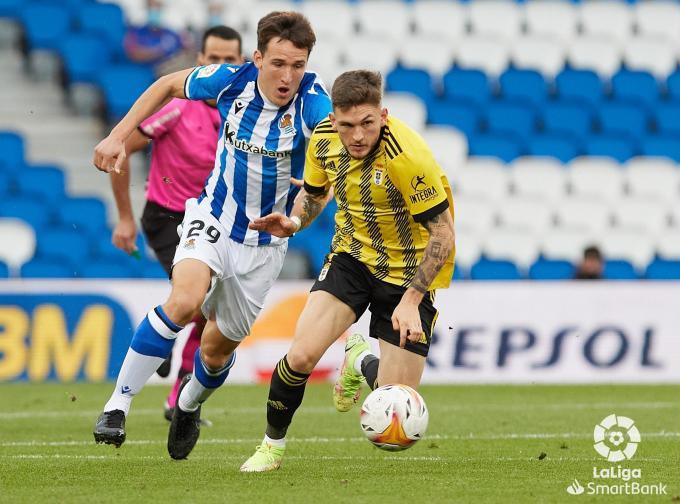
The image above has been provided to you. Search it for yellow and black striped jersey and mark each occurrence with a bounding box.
[303,115,455,290]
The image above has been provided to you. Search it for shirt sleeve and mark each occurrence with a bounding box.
[303,136,329,194]
[390,149,449,223]
[138,99,184,139]
[301,75,332,132]
[184,63,240,101]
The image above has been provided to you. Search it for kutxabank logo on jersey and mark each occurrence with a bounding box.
[223,122,292,159]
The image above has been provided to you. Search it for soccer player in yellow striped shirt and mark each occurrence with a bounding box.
[241,70,455,472]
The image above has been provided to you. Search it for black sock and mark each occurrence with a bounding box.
[361,354,380,390]
[265,355,310,439]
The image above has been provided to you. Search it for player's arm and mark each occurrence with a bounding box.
[109,129,151,253]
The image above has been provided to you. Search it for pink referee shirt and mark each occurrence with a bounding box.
[139,98,221,212]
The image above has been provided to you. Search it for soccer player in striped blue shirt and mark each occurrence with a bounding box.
[92,11,331,459]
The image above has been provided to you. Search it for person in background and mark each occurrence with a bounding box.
[124,0,187,67]
[574,245,604,280]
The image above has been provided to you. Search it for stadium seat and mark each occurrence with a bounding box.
[584,135,636,163]
[97,64,155,121]
[163,0,208,32]
[554,197,612,233]
[116,0,146,25]
[15,165,66,205]
[469,134,522,163]
[555,69,604,108]
[524,0,578,43]
[79,259,138,279]
[603,259,638,280]
[0,260,8,278]
[59,33,112,85]
[526,134,580,163]
[343,36,398,75]
[0,131,25,173]
[579,0,633,44]
[656,233,680,260]
[77,2,126,58]
[470,258,522,280]
[36,228,92,266]
[567,36,621,78]
[540,228,595,262]
[496,197,553,234]
[645,259,680,280]
[427,100,481,138]
[242,1,297,34]
[669,204,680,228]
[421,126,468,178]
[510,36,566,78]
[453,226,483,269]
[398,37,455,77]
[611,70,659,109]
[383,93,427,133]
[0,218,35,273]
[598,103,648,139]
[624,157,680,202]
[57,197,108,235]
[598,228,656,270]
[0,169,11,198]
[541,101,593,143]
[568,157,625,202]
[635,1,680,46]
[499,69,548,108]
[483,228,540,269]
[529,258,575,280]
[451,195,496,233]
[442,69,491,107]
[510,157,567,200]
[19,3,70,51]
[639,135,680,163]
[485,101,537,143]
[0,0,22,18]
[0,197,52,230]
[357,1,411,40]
[20,258,75,278]
[614,197,669,234]
[455,36,510,77]
[386,67,435,105]
[468,0,522,41]
[666,70,680,102]
[455,158,509,200]
[412,0,467,43]
[302,1,355,39]
[654,104,680,137]
[622,37,676,79]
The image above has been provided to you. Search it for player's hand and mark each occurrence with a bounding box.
[248,212,299,237]
[112,218,138,254]
[290,177,303,188]
[391,296,423,349]
[94,135,126,174]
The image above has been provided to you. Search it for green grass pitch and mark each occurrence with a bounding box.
[0,383,678,503]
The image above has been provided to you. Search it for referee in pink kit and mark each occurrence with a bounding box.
[109,25,244,420]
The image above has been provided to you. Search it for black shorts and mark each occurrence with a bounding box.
[310,252,438,357]
[140,200,184,276]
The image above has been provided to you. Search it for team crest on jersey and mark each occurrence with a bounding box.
[374,169,384,186]
[318,262,330,281]
[278,113,296,135]
[197,64,219,79]
[184,238,196,250]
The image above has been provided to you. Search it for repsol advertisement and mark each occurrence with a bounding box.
[0,281,678,383]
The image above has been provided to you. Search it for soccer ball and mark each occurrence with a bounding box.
[359,384,429,451]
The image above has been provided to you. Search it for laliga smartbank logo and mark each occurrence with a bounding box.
[565,414,668,497]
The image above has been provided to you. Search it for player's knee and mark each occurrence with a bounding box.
[285,349,318,374]
[200,341,233,370]
[164,292,202,326]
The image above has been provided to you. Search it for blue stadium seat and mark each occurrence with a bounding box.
[427,100,480,137]
[57,197,108,235]
[0,0,22,18]
[468,133,522,162]
[526,133,580,163]
[0,170,11,198]
[36,228,92,265]
[584,134,636,162]
[640,135,680,163]
[499,69,547,107]
[603,260,638,280]
[0,197,52,230]
[485,101,536,143]
[470,258,521,281]
[598,102,648,139]
[19,3,71,51]
[529,259,575,280]
[79,259,138,278]
[666,70,680,102]
[0,131,25,172]
[59,33,111,84]
[654,103,680,136]
[442,69,491,107]
[15,165,66,205]
[556,69,603,108]
[453,266,465,281]
[97,64,155,121]
[139,259,168,279]
[21,258,75,278]
[386,66,435,104]
[541,101,593,142]
[645,259,680,280]
[0,260,8,278]
[77,2,126,58]
[612,70,659,108]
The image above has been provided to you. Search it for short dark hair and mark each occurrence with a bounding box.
[583,245,602,260]
[201,25,242,54]
[257,11,316,55]
[331,70,383,110]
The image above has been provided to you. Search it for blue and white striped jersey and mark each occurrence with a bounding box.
[184,62,331,246]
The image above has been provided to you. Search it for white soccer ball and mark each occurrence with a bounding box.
[359,384,429,451]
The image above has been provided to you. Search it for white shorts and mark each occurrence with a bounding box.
[173,198,287,342]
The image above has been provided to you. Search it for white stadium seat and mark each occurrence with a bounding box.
[579,0,634,44]
[421,126,468,180]
[342,35,398,74]
[524,0,578,43]
[511,35,566,78]
[455,158,509,200]
[540,227,595,262]
[669,204,680,227]
[554,197,612,233]
[482,227,540,269]
[614,197,669,234]
[412,0,467,42]
[656,233,680,260]
[453,226,483,268]
[308,36,343,73]
[455,36,510,76]
[383,93,427,133]
[357,0,412,40]
[597,228,656,269]
[302,1,356,39]
[0,218,36,273]
[496,197,554,234]
[510,157,567,200]
[468,0,522,41]
[117,0,146,25]
[568,157,625,202]
[625,158,680,203]
[634,1,680,47]
[623,36,677,78]
[567,36,622,78]
[241,1,297,33]
[399,36,455,76]
[452,195,497,233]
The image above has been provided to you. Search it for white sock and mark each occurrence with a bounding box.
[353,350,373,375]
[177,376,213,412]
[104,349,165,415]
[265,434,286,447]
